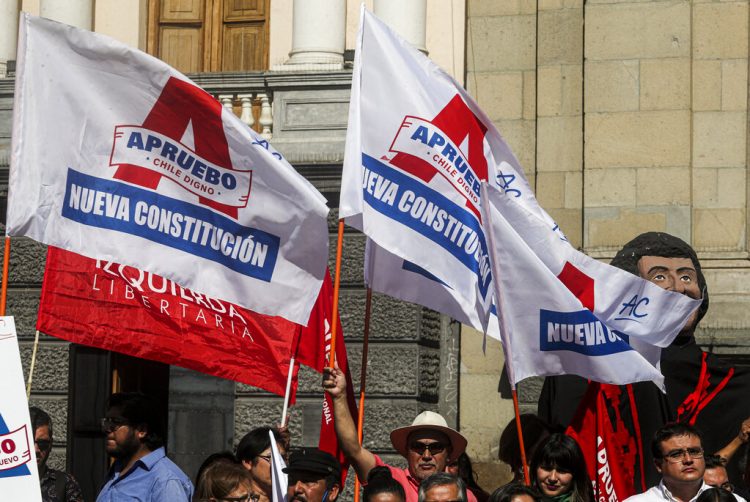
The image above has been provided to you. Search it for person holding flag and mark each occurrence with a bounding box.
[322,367,476,502]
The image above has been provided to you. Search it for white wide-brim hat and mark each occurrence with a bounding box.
[390,411,467,459]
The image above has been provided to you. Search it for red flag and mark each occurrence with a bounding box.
[37,247,301,396]
[566,382,637,502]
[295,271,358,487]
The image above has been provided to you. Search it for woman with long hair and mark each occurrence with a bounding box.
[529,434,593,502]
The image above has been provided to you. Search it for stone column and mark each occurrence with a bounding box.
[0,0,19,77]
[277,0,345,71]
[374,0,426,53]
[40,0,93,30]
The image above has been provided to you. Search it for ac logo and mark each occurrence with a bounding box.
[616,295,650,322]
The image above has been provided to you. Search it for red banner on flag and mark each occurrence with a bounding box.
[37,247,301,396]
[294,272,358,487]
[566,382,638,502]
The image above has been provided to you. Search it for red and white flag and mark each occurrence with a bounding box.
[38,247,302,396]
[9,14,328,324]
[340,7,558,332]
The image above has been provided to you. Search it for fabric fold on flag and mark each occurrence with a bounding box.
[341,7,558,332]
[9,13,328,324]
[480,183,702,389]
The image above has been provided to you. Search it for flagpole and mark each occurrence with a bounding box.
[511,388,531,486]
[353,287,373,502]
[328,220,345,368]
[0,237,10,316]
[26,330,40,399]
[280,355,296,425]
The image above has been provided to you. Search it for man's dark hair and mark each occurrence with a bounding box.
[365,466,406,502]
[651,422,704,460]
[489,483,542,502]
[704,454,725,469]
[696,488,737,502]
[107,392,165,450]
[236,426,283,462]
[418,473,467,502]
[29,406,53,439]
[611,232,709,327]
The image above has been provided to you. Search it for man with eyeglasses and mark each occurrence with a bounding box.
[236,426,290,502]
[96,392,193,502]
[323,366,477,502]
[626,423,713,502]
[29,406,84,502]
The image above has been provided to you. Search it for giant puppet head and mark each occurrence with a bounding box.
[610,232,709,338]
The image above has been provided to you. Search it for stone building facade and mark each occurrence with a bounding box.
[1,0,750,499]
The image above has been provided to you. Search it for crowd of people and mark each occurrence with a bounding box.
[29,393,750,502]
[25,232,750,502]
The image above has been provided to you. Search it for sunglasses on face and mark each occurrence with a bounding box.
[660,447,704,463]
[100,417,130,433]
[35,439,52,451]
[409,441,446,455]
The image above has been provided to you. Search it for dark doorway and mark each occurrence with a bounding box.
[67,346,169,501]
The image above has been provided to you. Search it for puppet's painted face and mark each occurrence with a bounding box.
[638,256,701,333]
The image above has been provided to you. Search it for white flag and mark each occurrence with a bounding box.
[269,430,288,502]
[341,7,557,331]
[480,183,702,388]
[8,14,329,325]
[0,317,42,502]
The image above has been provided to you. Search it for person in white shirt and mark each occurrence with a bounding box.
[626,423,711,502]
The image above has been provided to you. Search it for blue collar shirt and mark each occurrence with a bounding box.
[96,447,193,502]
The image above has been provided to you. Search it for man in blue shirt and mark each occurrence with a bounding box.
[96,392,193,501]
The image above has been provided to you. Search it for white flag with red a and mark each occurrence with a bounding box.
[8,14,328,324]
[340,7,557,331]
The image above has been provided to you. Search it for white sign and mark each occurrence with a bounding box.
[0,317,42,501]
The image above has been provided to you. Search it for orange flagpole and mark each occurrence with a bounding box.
[353,287,373,502]
[0,237,10,316]
[328,220,346,368]
[511,388,531,486]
